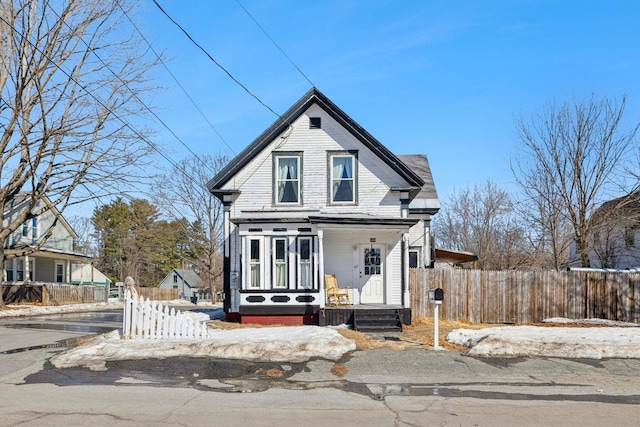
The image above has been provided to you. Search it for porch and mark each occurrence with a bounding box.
[319,304,411,331]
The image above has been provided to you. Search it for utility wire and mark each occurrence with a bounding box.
[43,1,217,179]
[119,5,236,156]
[152,0,288,125]
[234,0,314,88]
[0,11,202,191]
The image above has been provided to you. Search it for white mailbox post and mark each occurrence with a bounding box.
[428,288,444,349]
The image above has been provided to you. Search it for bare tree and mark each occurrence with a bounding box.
[153,153,229,299]
[67,215,97,257]
[512,94,639,267]
[0,0,159,303]
[434,180,531,269]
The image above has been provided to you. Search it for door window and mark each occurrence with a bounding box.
[363,247,381,275]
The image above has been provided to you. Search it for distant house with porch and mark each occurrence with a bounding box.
[207,88,440,328]
[2,194,103,286]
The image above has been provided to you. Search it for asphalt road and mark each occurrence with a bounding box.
[1,311,640,426]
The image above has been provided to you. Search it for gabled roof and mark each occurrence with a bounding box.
[207,87,425,193]
[591,190,640,225]
[3,193,78,239]
[161,268,205,289]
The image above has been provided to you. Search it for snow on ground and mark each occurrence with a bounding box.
[4,303,640,364]
[51,325,356,370]
[447,318,640,359]
[1,302,356,369]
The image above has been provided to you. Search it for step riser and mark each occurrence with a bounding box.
[353,309,402,332]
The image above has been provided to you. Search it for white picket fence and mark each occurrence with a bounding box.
[122,290,209,339]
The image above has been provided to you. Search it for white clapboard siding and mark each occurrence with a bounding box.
[226,107,408,219]
[122,290,209,339]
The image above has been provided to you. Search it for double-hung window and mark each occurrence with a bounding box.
[330,153,356,204]
[272,238,288,289]
[274,154,301,204]
[55,262,64,283]
[297,237,313,289]
[31,217,38,244]
[248,239,262,289]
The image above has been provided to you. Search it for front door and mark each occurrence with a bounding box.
[359,244,384,304]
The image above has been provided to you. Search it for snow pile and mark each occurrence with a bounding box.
[0,302,124,318]
[447,325,640,359]
[51,325,357,370]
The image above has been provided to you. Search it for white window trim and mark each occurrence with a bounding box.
[329,153,357,204]
[274,154,302,205]
[297,236,314,290]
[31,217,38,244]
[246,237,264,290]
[272,237,289,289]
[55,261,65,283]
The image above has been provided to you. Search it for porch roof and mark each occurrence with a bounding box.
[4,246,92,262]
[231,212,418,228]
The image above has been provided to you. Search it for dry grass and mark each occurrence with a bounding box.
[209,318,502,351]
[254,367,285,378]
[330,363,348,377]
[210,317,611,352]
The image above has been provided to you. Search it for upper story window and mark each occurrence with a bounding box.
[625,227,636,248]
[22,221,28,237]
[274,154,301,205]
[330,153,357,204]
[31,217,38,243]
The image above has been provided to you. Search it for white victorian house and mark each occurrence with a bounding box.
[207,88,439,328]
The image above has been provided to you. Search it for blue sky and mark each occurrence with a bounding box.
[135,0,640,202]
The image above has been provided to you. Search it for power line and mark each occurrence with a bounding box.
[41,1,221,180]
[151,0,288,125]
[234,0,314,88]
[119,5,236,156]
[0,9,202,193]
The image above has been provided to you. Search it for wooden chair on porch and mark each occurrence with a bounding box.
[324,274,351,306]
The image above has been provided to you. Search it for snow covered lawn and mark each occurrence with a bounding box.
[51,325,356,370]
[447,320,640,359]
[4,303,640,364]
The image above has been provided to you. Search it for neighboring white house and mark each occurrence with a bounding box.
[207,88,440,325]
[2,194,103,285]
[158,268,206,300]
[567,191,640,269]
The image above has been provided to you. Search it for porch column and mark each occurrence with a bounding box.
[222,197,232,314]
[66,260,71,283]
[423,217,432,268]
[318,228,325,309]
[24,255,30,283]
[403,231,410,308]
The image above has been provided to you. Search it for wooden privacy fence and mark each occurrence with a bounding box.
[43,283,107,305]
[410,268,640,324]
[138,287,179,301]
[122,290,209,339]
